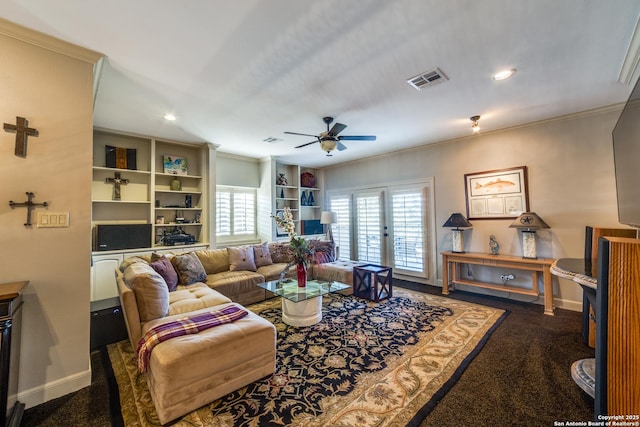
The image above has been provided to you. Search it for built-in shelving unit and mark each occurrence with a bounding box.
[271,161,324,239]
[92,128,214,249]
[91,128,215,301]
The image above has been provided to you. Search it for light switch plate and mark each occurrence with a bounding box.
[37,212,70,228]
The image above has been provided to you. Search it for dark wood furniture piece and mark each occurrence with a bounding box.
[0,281,27,427]
[441,251,555,315]
[594,236,640,417]
[582,226,636,347]
[353,264,392,302]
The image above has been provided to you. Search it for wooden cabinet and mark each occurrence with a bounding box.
[91,254,122,301]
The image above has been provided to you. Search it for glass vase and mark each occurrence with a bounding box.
[296,263,307,287]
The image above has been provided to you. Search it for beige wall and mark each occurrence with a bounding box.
[0,21,100,407]
[324,106,628,311]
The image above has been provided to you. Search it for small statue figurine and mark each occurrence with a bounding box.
[489,235,500,255]
[277,173,288,186]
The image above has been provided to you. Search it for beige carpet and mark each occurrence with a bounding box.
[108,288,505,426]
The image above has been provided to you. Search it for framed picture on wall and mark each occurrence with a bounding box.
[464,166,529,220]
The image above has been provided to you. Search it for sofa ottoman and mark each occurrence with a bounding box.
[141,302,276,424]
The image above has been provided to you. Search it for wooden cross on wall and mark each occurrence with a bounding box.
[105,172,129,200]
[3,116,39,158]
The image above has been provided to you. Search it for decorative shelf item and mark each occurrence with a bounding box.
[301,171,316,188]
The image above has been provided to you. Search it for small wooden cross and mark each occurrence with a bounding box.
[105,172,129,200]
[3,116,39,158]
[9,192,48,226]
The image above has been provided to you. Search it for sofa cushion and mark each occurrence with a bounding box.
[256,262,291,282]
[253,242,273,267]
[123,262,170,322]
[228,246,257,271]
[269,242,291,264]
[168,282,232,316]
[171,252,207,285]
[119,255,150,272]
[194,248,229,274]
[149,256,179,291]
[206,270,265,302]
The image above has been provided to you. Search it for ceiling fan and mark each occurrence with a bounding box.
[285,116,376,156]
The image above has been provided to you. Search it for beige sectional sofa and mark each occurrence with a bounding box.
[115,240,357,424]
[117,259,276,424]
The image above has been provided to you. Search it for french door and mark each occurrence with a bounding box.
[328,181,433,280]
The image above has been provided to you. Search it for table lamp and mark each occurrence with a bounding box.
[443,213,472,253]
[509,212,550,259]
[320,211,337,242]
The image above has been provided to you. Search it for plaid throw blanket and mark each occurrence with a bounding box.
[136,305,249,373]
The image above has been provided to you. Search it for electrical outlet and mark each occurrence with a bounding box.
[500,274,515,281]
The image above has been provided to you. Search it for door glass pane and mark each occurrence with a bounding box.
[392,191,424,272]
[355,194,381,264]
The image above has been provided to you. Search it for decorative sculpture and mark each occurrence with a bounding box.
[489,235,500,255]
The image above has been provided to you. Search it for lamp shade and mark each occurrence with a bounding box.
[320,211,337,224]
[443,213,472,229]
[509,212,550,231]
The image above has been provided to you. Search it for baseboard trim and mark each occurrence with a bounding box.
[19,368,91,409]
[434,278,582,312]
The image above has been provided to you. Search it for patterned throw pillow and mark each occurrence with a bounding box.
[253,242,273,267]
[149,256,179,291]
[269,242,292,264]
[170,252,207,285]
[309,240,336,264]
[228,246,257,271]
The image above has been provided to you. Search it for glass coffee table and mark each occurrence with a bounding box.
[257,279,350,327]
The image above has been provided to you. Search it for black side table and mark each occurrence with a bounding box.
[353,264,392,302]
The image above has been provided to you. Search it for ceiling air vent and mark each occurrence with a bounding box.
[407,67,449,91]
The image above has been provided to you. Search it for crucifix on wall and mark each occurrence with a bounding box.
[3,116,39,158]
[105,172,129,200]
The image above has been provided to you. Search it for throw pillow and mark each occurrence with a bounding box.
[123,263,169,322]
[309,240,336,263]
[228,246,257,271]
[269,242,292,264]
[253,242,273,267]
[149,256,179,291]
[171,252,207,285]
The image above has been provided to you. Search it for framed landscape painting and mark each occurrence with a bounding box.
[464,166,529,220]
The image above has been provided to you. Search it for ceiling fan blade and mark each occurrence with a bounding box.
[337,141,348,151]
[285,131,319,138]
[328,122,347,136]
[338,135,376,141]
[295,140,319,149]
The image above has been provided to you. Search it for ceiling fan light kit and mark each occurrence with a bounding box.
[285,116,376,156]
[470,115,481,133]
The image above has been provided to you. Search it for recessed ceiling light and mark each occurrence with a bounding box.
[164,114,177,121]
[493,68,516,81]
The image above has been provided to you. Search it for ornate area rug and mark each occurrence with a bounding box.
[107,288,506,426]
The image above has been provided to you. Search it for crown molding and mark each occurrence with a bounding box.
[619,15,640,85]
[0,17,103,64]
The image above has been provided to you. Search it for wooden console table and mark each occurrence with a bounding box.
[441,252,555,315]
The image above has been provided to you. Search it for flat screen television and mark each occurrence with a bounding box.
[612,73,640,230]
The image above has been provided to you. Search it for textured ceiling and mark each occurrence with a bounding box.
[2,1,640,167]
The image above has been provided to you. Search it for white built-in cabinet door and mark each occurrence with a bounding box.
[91,254,123,301]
